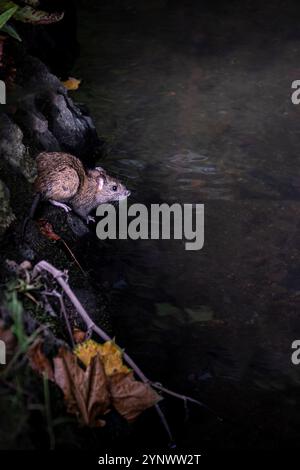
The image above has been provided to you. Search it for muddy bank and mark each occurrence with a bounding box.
[0,5,128,449]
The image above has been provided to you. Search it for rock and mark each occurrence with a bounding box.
[13,51,101,161]
[0,50,102,240]
[0,47,108,331]
[0,113,35,182]
[0,180,15,238]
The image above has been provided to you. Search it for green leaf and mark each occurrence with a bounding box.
[14,6,64,24]
[0,1,18,14]
[1,23,21,41]
[0,5,18,30]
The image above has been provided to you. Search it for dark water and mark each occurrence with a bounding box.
[75,0,300,449]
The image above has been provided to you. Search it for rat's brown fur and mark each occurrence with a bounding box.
[34,152,85,204]
[20,152,130,240]
[34,152,130,219]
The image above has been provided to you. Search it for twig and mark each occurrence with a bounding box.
[24,292,39,305]
[59,239,86,277]
[43,290,75,348]
[151,382,221,421]
[37,219,86,276]
[154,403,173,445]
[41,292,58,318]
[33,261,215,441]
[57,294,75,348]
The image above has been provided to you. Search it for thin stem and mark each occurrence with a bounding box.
[60,240,86,277]
[43,374,55,450]
[32,261,215,441]
[45,290,75,348]
[58,295,75,348]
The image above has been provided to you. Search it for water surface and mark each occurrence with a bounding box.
[75,0,300,449]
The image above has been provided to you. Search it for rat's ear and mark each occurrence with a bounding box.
[88,167,107,178]
[97,175,104,191]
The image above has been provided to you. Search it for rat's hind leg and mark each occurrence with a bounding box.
[49,200,72,213]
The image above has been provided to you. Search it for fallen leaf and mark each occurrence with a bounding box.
[109,372,161,422]
[54,348,110,427]
[99,341,131,376]
[38,220,60,241]
[28,339,160,426]
[62,77,81,91]
[74,339,100,367]
[73,328,86,344]
[27,339,54,381]
[75,340,130,376]
[37,220,86,275]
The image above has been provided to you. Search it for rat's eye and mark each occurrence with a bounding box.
[112,185,118,191]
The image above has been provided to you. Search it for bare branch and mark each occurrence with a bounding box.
[32,260,214,441]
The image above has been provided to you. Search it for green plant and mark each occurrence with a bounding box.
[0,0,65,42]
[0,5,20,41]
[2,286,45,377]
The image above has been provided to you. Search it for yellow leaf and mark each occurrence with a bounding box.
[74,340,130,376]
[61,77,81,91]
[28,340,160,426]
[100,341,130,376]
[74,339,99,367]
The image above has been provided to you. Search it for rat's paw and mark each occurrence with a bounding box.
[50,200,72,213]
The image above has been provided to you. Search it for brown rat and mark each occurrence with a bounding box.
[22,151,130,237]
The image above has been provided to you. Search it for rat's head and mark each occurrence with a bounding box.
[89,167,131,203]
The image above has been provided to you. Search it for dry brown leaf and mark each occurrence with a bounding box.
[73,328,86,344]
[27,339,54,381]
[28,338,160,427]
[75,339,159,422]
[37,220,85,274]
[54,348,110,427]
[109,372,161,422]
[38,220,61,241]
